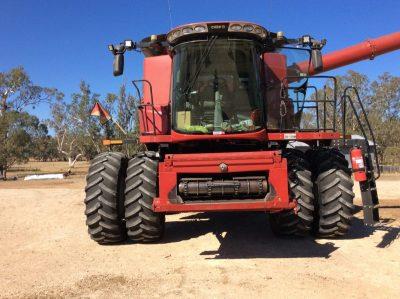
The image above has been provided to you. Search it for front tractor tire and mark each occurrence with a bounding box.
[84,152,127,244]
[269,149,314,236]
[313,149,355,237]
[124,151,165,243]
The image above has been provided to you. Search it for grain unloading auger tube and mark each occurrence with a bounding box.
[309,31,400,75]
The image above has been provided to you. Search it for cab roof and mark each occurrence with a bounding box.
[166,21,269,45]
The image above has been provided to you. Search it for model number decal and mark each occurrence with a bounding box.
[283,133,296,140]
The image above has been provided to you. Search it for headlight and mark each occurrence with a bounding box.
[167,22,267,44]
[167,30,182,42]
[243,25,254,32]
[230,24,242,31]
[182,27,193,34]
[124,40,133,48]
[194,25,206,32]
[228,22,268,39]
[167,23,208,43]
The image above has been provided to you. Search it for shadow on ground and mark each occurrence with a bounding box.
[163,212,337,259]
[161,210,399,259]
[352,205,400,248]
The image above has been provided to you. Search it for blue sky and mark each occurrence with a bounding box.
[1,0,399,120]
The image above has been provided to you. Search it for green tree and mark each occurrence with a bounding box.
[0,111,48,178]
[31,124,59,162]
[303,70,400,164]
[49,81,104,173]
[368,73,400,162]
[115,84,142,154]
[311,71,370,132]
[0,66,55,113]
[0,67,57,178]
[69,81,102,159]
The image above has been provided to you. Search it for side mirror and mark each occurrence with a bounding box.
[311,49,323,72]
[113,53,124,76]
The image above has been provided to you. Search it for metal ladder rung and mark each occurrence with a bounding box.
[363,204,380,209]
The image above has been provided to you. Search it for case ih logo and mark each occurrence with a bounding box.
[208,23,228,32]
[210,24,226,30]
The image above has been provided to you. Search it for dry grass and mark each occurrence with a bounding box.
[8,161,90,177]
[1,161,89,189]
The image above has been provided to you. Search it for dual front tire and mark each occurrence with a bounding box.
[84,151,164,244]
[269,148,355,238]
[269,149,314,236]
[85,148,355,243]
[312,149,355,237]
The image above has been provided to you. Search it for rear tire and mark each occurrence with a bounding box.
[313,149,355,237]
[84,152,127,244]
[124,151,165,242]
[269,149,314,236]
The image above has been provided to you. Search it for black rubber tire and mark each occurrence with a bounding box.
[269,149,315,236]
[313,148,355,237]
[124,151,165,242]
[84,152,127,244]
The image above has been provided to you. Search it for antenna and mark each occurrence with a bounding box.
[166,0,173,29]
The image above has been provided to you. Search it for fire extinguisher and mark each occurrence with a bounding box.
[350,147,367,182]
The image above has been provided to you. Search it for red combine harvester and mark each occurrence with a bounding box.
[84,22,400,243]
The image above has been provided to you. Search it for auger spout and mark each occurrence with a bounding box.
[311,31,400,74]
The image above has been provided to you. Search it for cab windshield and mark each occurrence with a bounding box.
[172,38,263,134]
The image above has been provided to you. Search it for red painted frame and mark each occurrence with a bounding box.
[140,130,340,143]
[153,151,293,212]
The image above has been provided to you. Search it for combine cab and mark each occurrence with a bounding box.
[84,22,400,243]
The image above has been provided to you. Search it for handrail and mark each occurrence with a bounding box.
[342,86,380,179]
[132,79,157,135]
[281,75,337,131]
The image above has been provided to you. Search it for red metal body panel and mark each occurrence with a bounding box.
[139,131,339,143]
[267,131,340,141]
[140,134,172,143]
[309,31,400,75]
[139,55,172,135]
[139,105,169,135]
[153,151,292,212]
[142,55,172,106]
[140,129,266,143]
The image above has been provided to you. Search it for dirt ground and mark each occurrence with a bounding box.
[0,165,399,298]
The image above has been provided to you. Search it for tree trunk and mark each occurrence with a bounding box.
[0,96,8,180]
[66,154,82,174]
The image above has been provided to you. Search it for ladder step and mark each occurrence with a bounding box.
[363,204,380,209]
